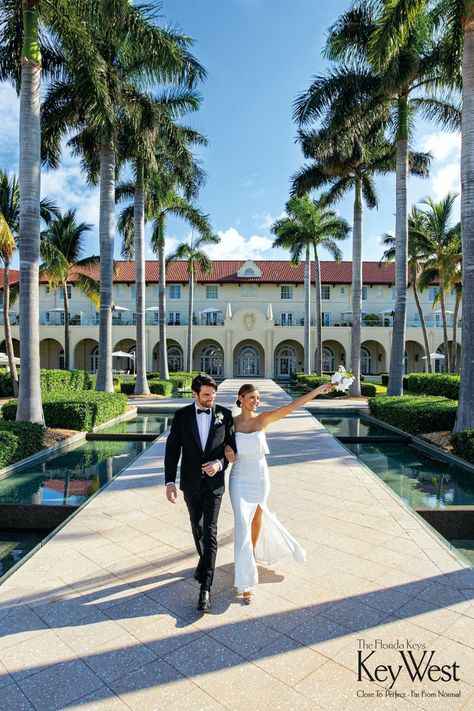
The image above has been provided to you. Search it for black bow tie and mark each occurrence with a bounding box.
[197,408,211,415]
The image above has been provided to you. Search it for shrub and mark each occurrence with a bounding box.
[404,373,460,400]
[2,392,127,430]
[363,313,382,327]
[368,395,457,435]
[39,369,93,394]
[381,373,389,387]
[169,373,193,390]
[148,379,175,396]
[360,383,377,397]
[0,422,45,467]
[451,430,474,465]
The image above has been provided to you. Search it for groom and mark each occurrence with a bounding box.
[164,373,235,612]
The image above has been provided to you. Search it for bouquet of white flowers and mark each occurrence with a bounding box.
[331,365,355,392]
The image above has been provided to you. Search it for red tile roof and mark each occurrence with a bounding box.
[0,269,20,288]
[36,260,398,285]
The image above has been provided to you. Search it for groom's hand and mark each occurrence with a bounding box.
[202,460,220,477]
[165,483,177,503]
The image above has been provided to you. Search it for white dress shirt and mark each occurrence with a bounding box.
[195,403,212,450]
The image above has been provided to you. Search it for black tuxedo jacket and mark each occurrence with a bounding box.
[164,403,235,496]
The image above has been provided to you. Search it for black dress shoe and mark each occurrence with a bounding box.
[197,589,211,612]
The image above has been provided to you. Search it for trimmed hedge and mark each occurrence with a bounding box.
[451,430,474,465]
[0,369,93,397]
[120,378,176,397]
[403,373,460,400]
[381,373,389,387]
[0,422,45,467]
[360,383,377,397]
[368,395,458,435]
[2,392,128,430]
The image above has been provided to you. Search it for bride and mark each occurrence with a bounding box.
[225,380,334,603]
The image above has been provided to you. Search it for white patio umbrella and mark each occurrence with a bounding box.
[48,307,64,311]
[201,307,222,314]
[145,306,160,311]
[112,305,129,312]
[0,353,20,364]
[378,309,394,315]
[112,351,135,359]
[420,352,445,360]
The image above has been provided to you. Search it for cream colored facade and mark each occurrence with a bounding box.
[1,262,461,378]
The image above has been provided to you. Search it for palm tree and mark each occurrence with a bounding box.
[380,205,435,374]
[41,0,206,392]
[272,194,350,375]
[40,209,99,370]
[167,231,220,373]
[0,169,58,396]
[320,1,459,396]
[118,163,210,380]
[415,194,461,374]
[117,89,205,394]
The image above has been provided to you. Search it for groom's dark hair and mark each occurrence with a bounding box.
[192,373,218,393]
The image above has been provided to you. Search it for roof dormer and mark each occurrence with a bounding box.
[237,260,262,278]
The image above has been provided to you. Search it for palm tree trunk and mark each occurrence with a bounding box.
[349,176,362,396]
[452,292,461,373]
[95,142,115,393]
[187,267,194,372]
[17,1,43,424]
[439,277,451,372]
[313,247,322,376]
[157,215,169,380]
[412,267,431,373]
[388,96,409,397]
[134,159,150,395]
[3,256,18,396]
[63,282,70,370]
[304,245,311,373]
[455,11,474,429]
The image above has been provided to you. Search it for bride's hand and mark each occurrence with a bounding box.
[225,445,237,463]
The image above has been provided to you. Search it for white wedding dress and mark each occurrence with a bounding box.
[229,430,306,592]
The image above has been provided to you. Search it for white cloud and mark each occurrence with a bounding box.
[253,210,286,231]
[431,163,461,201]
[194,227,276,259]
[419,131,460,161]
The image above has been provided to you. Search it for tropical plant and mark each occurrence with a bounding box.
[41,0,205,392]
[117,89,205,393]
[415,194,461,374]
[380,205,435,373]
[167,231,219,373]
[271,194,350,375]
[40,209,99,370]
[319,0,460,396]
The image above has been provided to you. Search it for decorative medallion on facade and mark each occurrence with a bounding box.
[244,312,256,331]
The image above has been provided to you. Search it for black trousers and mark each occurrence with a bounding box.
[183,478,223,588]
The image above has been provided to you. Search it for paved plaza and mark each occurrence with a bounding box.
[0,380,473,710]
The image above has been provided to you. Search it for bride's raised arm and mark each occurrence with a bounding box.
[257,381,335,428]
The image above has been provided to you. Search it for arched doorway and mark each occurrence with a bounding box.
[90,346,99,373]
[323,346,335,372]
[168,345,183,372]
[200,344,224,377]
[361,346,371,375]
[40,339,64,370]
[74,339,98,373]
[274,344,297,379]
[237,345,260,377]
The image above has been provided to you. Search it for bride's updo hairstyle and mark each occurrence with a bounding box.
[236,383,258,408]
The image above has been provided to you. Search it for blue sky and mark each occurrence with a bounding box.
[0,0,461,266]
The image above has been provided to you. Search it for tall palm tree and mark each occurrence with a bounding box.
[415,194,461,374]
[118,164,210,380]
[380,205,435,374]
[40,209,99,370]
[0,169,58,396]
[41,0,206,392]
[272,194,350,375]
[167,231,220,373]
[0,0,104,422]
[320,1,459,396]
[117,89,205,393]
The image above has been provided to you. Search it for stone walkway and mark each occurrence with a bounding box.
[1,379,473,710]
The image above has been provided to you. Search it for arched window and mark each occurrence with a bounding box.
[275,345,297,378]
[200,345,223,376]
[237,345,260,376]
[168,345,183,372]
[361,346,371,375]
[244,268,254,277]
[322,346,334,372]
